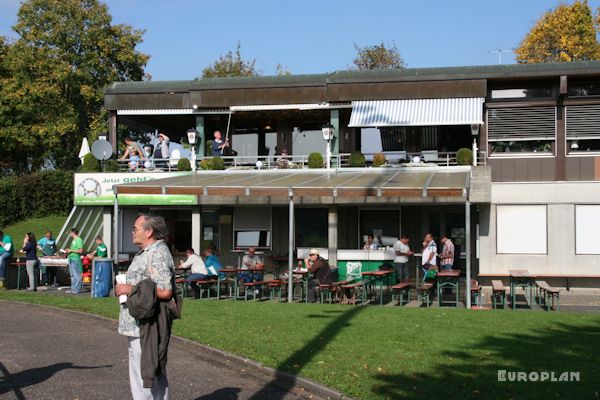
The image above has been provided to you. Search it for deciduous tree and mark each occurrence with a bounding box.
[201,42,258,78]
[352,42,405,70]
[515,0,600,63]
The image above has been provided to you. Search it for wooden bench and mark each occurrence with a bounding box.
[243,280,273,301]
[479,274,600,291]
[340,281,365,305]
[391,281,413,306]
[470,279,482,307]
[491,280,507,309]
[417,283,434,307]
[177,278,216,299]
[536,280,560,311]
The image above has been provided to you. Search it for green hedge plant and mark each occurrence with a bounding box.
[199,158,212,170]
[373,153,386,167]
[211,157,225,170]
[308,152,324,168]
[79,153,100,172]
[104,159,120,172]
[348,151,366,167]
[177,158,191,171]
[456,148,473,165]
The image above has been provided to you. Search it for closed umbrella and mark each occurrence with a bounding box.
[78,137,91,164]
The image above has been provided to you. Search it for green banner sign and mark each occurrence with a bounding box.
[117,194,197,205]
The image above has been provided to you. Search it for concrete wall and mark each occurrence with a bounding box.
[479,182,600,275]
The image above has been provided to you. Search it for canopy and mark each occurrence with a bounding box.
[348,98,484,127]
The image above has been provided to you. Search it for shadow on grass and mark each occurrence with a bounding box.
[249,306,365,400]
[371,321,600,399]
[0,362,110,398]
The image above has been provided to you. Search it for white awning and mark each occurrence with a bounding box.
[117,108,230,115]
[348,98,485,127]
[230,103,336,112]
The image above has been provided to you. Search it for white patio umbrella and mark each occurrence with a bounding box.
[78,137,91,164]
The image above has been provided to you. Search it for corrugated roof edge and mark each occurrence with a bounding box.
[105,61,600,94]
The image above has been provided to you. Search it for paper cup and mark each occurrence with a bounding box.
[116,274,127,304]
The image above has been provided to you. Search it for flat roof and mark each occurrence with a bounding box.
[115,167,471,205]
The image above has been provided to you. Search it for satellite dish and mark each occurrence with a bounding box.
[91,139,113,161]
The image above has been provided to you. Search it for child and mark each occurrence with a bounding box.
[128,149,140,171]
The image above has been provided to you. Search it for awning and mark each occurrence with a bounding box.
[114,168,472,205]
[230,103,346,112]
[348,98,485,127]
[117,108,230,115]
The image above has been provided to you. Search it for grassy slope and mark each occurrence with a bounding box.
[3,214,68,247]
[0,292,597,400]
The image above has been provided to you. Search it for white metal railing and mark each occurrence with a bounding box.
[114,151,487,172]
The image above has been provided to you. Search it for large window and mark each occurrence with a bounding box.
[496,205,547,254]
[575,205,600,254]
[233,207,272,249]
[295,208,328,248]
[488,107,555,155]
[566,105,600,154]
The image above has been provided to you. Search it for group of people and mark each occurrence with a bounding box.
[178,247,223,295]
[391,233,456,284]
[120,133,170,171]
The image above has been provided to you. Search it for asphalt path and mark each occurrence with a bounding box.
[0,301,314,400]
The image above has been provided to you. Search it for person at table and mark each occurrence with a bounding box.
[20,232,38,291]
[211,130,229,156]
[305,248,333,303]
[439,235,455,271]
[393,235,414,283]
[0,230,14,289]
[203,248,223,278]
[37,230,57,286]
[64,228,84,294]
[421,233,438,275]
[179,247,210,294]
[87,236,108,259]
[363,234,378,250]
[238,247,264,283]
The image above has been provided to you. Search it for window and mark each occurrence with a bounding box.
[487,107,555,155]
[490,87,553,99]
[575,205,600,254]
[496,205,547,254]
[566,105,600,154]
[295,208,328,248]
[568,81,600,97]
[233,207,271,249]
[292,129,326,156]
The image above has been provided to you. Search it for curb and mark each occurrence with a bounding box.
[0,299,353,400]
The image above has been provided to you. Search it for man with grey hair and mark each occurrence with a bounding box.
[115,214,174,400]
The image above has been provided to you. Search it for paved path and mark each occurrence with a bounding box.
[0,302,313,400]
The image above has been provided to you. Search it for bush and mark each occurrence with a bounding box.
[211,157,225,170]
[0,171,74,227]
[199,158,212,170]
[373,153,386,167]
[79,153,100,172]
[177,158,191,171]
[348,151,366,167]
[103,159,119,172]
[308,152,324,168]
[456,148,473,165]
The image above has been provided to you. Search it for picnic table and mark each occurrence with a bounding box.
[9,261,27,290]
[218,267,266,300]
[509,269,537,309]
[437,269,461,307]
[361,269,395,305]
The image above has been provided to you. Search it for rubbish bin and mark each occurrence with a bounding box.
[92,258,113,297]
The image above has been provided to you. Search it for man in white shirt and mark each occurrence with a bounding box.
[393,235,414,283]
[239,247,264,283]
[421,233,438,272]
[179,248,209,295]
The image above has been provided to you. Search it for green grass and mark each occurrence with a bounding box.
[1,291,598,400]
[3,214,68,245]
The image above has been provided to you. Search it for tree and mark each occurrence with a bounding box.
[201,42,258,78]
[352,42,405,70]
[515,0,600,63]
[0,0,148,173]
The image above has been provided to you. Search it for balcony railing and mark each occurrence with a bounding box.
[114,151,487,172]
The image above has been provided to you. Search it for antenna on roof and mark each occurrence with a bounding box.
[488,49,514,64]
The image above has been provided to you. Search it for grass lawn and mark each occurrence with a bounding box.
[3,214,68,245]
[0,291,598,400]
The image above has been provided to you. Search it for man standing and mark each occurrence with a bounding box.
[305,249,333,303]
[211,130,228,156]
[0,231,13,289]
[421,233,438,274]
[439,235,455,271]
[153,133,170,168]
[38,230,57,286]
[115,214,174,400]
[393,235,414,283]
[64,228,83,294]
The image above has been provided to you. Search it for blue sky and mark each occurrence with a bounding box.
[1,0,600,80]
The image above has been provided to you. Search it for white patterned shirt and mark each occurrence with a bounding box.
[118,240,174,337]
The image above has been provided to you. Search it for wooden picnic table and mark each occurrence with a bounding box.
[509,269,537,309]
[9,261,27,290]
[437,269,461,307]
[361,269,395,305]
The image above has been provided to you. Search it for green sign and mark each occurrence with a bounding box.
[117,194,197,205]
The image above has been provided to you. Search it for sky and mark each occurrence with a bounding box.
[1,0,600,81]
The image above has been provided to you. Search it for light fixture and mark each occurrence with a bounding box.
[570,141,579,150]
[321,123,335,169]
[264,124,272,131]
[187,128,198,145]
[256,160,263,169]
[192,104,198,110]
[144,145,153,158]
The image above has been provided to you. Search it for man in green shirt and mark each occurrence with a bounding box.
[65,228,84,294]
[87,236,108,258]
[0,230,14,288]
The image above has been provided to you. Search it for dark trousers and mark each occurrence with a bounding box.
[308,278,321,303]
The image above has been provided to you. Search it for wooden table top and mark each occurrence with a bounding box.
[362,269,394,277]
[437,269,461,277]
[509,269,532,278]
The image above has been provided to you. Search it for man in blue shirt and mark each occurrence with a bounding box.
[38,230,57,285]
[211,130,229,156]
[0,230,14,288]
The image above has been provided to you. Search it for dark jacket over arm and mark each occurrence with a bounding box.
[308,257,333,284]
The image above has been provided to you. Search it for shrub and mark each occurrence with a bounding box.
[103,159,119,172]
[456,148,473,166]
[199,158,212,170]
[348,151,366,167]
[373,153,386,167]
[211,157,225,170]
[308,152,324,168]
[177,158,191,171]
[79,153,100,172]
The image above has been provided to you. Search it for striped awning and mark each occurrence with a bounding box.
[348,98,485,127]
[117,108,230,115]
[230,103,335,112]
